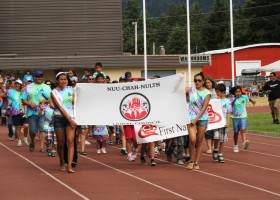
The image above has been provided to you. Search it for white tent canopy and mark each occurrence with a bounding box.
[258,60,280,72]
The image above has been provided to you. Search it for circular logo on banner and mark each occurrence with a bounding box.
[120,93,150,121]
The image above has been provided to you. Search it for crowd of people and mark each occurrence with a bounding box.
[0,63,279,173]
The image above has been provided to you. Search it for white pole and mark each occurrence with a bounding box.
[186,0,191,87]
[143,0,148,80]
[230,0,235,86]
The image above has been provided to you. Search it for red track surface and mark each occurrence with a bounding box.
[0,106,279,200]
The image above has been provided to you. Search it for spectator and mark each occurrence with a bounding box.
[23,70,34,83]
[250,81,259,97]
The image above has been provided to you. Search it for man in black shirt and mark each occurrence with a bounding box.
[264,72,280,124]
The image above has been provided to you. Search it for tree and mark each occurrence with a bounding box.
[190,1,207,53]
[166,25,187,54]
[244,0,280,44]
[203,0,230,50]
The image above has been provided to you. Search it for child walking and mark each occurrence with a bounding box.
[212,84,232,162]
[92,125,109,154]
[230,86,256,153]
[39,102,57,157]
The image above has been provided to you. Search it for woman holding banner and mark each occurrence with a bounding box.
[186,72,211,170]
[51,72,77,173]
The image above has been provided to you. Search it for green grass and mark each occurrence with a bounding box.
[230,113,280,137]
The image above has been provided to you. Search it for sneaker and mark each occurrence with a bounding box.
[29,143,35,151]
[177,160,184,165]
[127,153,135,162]
[131,151,137,159]
[185,155,191,163]
[85,140,91,145]
[233,145,239,153]
[97,149,101,154]
[150,159,156,166]
[47,151,52,157]
[212,149,219,161]
[166,154,172,163]
[218,155,225,163]
[107,140,113,146]
[23,137,29,146]
[243,140,250,150]
[17,139,22,147]
[80,151,87,155]
[9,137,13,141]
[101,147,106,154]
[140,157,147,165]
[120,148,127,155]
[51,150,56,157]
[275,119,279,124]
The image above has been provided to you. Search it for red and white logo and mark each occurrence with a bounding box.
[120,93,150,121]
[207,104,222,124]
[138,125,158,138]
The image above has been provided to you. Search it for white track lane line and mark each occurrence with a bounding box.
[0,142,89,200]
[224,146,280,158]
[154,158,280,198]
[202,154,280,173]
[247,133,280,139]
[81,156,192,200]
[227,138,280,147]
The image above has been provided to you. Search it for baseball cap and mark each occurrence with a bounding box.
[119,76,126,81]
[34,70,43,77]
[15,79,23,85]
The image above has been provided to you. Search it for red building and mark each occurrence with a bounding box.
[202,43,280,80]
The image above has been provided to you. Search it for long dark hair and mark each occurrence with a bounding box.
[55,72,73,87]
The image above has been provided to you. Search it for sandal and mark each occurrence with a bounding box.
[39,149,46,153]
[194,163,200,170]
[187,161,194,170]
[68,168,75,174]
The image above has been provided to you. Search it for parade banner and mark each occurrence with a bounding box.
[206,99,226,131]
[134,123,189,144]
[74,73,189,125]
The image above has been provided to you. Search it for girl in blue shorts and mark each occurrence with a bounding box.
[230,86,256,153]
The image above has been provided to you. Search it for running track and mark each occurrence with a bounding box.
[0,106,279,200]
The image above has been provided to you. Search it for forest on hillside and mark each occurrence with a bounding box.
[122,0,280,54]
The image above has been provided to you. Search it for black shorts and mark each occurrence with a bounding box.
[12,114,27,126]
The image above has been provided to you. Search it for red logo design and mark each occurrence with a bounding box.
[207,104,222,124]
[138,125,158,138]
[120,93,150,121]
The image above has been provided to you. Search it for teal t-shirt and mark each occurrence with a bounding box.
[21,83,51,117]
[230,95,249,119]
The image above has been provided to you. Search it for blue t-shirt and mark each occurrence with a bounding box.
[231,95,249,118]
[23,74,34,83]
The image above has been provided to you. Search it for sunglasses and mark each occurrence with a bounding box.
[194,79,202,83]
[35,75,43,78]
[270,76,274,77]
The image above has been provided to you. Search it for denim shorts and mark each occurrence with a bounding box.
[28,115,44,134]
[232,118,247,134]
[196,120,208,128]
[53,117,70,130]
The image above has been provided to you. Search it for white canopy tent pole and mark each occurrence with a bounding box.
[230,0,235,86]
[143,0,148,80]
[186,0,191,87]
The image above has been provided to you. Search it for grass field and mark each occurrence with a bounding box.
[247,113,279,136]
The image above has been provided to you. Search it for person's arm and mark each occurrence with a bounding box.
[38,103,44,116]
[248,97,256,106]
[225,112,230,128]
[190,94,211,125]
[51,92,77,128]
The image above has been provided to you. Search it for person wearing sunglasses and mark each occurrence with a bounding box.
[186,72,211,170]
[264,72,280,124]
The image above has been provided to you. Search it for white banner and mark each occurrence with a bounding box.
[135,123,189,144]
[207,99,226,131]
[74,73,189,125]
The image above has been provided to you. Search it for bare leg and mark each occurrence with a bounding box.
[194,126,207,163]
[55,129,66,170]
[66,125,75,173]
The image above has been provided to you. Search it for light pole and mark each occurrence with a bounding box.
[132,22,138,55]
